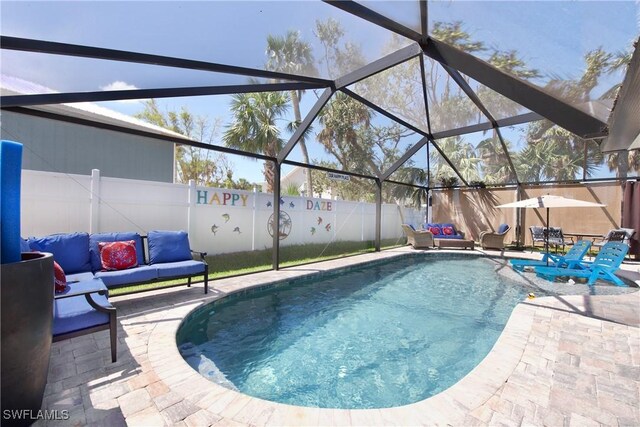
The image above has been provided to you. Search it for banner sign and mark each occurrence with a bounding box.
[326,172,350,182]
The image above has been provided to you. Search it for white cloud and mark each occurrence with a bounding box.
[100,81,144,104]
[100,81,138,91]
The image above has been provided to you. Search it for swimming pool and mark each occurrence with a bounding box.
[177,254,540,409]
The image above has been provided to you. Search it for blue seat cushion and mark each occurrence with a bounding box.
[439,223,463,239]
[147,230,192,264]
[95,265,158,288]
[89,232,145,272]
[155,260,206,279]
[66,272,96,283]
[53,292,110,336]
[498,224,509,234]
[27,233,91,274]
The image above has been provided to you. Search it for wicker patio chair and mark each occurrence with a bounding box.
[479,224,511,250]
[401,224,434,249]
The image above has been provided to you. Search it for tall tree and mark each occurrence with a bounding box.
[135,99,234,187]
[223,92,290,193]
[266,30,317,196]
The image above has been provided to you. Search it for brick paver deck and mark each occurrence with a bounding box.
[35,248,639,426]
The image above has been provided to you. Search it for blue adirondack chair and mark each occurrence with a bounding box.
[534,241,629,286]
[510,240,592,271]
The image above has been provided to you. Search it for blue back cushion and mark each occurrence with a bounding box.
[20,238,30,252]
[147,230,192,264]
[498,224,509,234]
[89,232,145,272]
[27,232,91,274]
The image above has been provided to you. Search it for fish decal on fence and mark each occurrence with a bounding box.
[266,201,272,207]
[289,202,295,208]
[222,213,230,223]
[325,223,331,232]
[317,217,323,225]
[233,227,241,234]
[211,225,219,235]
[310,227,316,235]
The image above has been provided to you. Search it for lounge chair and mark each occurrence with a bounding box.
[510,239,591,271]
[592,228,635,251]
[529,226,546,250]
[401,224,434,249]
[534,241,629,286]
[529,226,573,253]
[479,224,511,249]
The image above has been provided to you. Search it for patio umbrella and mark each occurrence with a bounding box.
[497,195,606,264]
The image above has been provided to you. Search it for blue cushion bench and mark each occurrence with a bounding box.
[53,278,117,362]
[25,230,209,362]
[422,223,466,239]
[26,230,209,294]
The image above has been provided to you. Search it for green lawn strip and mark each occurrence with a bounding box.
[109,239,405,296]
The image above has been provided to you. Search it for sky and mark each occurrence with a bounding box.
[2,1,639,183]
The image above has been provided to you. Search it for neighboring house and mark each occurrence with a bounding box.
[1,75,188,183]
[271,166,336,199]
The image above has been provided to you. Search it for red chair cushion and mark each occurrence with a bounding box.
[429,227,441,235]
[54,261,67,293]
[99,240,138,271]
[443,226,454,235]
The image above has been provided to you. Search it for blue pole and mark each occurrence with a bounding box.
[1,140,23,264]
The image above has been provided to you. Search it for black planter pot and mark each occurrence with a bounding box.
[1,252,54,426]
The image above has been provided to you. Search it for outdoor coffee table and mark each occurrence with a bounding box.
[434,238,475,250]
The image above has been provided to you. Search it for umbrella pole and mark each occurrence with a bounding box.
[546,208,550,266]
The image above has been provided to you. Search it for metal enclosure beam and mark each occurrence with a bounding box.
[323,0,423,42]
[335,43,422,89]
[601,39,640,152]
[419,55,433,134]
[1,82,328,107]
[423,37,608,139]
[380,137,429,181]
[272,163,281,270]
[420,0,428,37]
[277,88,334,163]
[2,106,277,161]
[375,179,382,251]
[429,137,469,187]
[1,36,332,86]
[496,112,544,127]
[341,88,428,136]
[441,64,495,124]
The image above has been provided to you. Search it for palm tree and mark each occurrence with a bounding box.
[223,92,290,193]
[432,136,481,182]
[266,31,317,196]
[317,92,377,176]
[476,135,516,184]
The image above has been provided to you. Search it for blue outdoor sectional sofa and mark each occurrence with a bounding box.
[421,223,466,239]
[22,230,208,362]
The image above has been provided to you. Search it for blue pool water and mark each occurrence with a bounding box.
[177,255,536,409]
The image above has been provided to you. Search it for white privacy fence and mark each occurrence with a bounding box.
[21,170,422,255]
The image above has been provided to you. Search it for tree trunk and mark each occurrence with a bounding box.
[263,161,275,193]
[291,90,314,197]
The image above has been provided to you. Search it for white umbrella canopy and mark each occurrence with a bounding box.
[497,195,606,262]
[496,195,605,209]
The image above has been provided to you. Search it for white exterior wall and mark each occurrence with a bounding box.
[20,170,419,254]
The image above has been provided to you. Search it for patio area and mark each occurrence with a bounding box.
[37,248,640,426]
